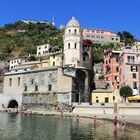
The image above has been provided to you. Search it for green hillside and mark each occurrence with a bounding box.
[0,20,63,60]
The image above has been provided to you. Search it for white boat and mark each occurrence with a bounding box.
[7,108,18,114]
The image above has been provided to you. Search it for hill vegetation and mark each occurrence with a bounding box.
[0,20,63,60]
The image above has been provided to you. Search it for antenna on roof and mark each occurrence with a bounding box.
[52,14,55,26]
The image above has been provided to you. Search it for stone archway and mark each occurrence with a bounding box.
[8,100,18,108]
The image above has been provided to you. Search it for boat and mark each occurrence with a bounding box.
[7,108,18,114]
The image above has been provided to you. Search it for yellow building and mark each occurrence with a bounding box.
[92,80,118,103]
[49,51,62,67]
[36,51,62,68]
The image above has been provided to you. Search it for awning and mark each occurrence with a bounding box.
[128,96,140,101]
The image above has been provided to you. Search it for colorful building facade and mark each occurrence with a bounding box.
[119,50,140,95]
[82,28,120,44]
[104,50,120,92]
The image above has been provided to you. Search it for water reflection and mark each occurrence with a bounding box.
[0,113,140,140]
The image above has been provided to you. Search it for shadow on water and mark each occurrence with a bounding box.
[0,113,140,140]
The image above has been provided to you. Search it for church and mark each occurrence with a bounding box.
[0,17,93,110]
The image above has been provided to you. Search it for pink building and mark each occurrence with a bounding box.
[119,50,140,95]
[82,28,120,44]
[104,49,120,92]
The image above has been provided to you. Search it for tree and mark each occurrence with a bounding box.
[120,85,133,102]
[117,31,137,46]
[83,39,92,47]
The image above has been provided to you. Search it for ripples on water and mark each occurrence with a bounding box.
[0,112,139,140]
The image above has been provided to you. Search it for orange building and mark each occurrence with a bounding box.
[104,49,121,92]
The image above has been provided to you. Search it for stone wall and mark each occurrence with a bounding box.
[23,93,57,105]
[73,103,140,115]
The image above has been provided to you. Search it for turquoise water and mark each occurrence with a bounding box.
[0,112,139,140]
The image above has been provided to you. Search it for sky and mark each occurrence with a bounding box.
[0,0,140,39]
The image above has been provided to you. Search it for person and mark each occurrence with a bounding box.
[76,115,79,122]
[114,116,119,130]
[121,116,125,131]
[93,116,97,125]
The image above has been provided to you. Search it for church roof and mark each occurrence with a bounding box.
[66,17,80,27]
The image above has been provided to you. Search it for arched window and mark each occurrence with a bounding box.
[74,29,77,35]
[24,83,27,91]
[69,29,71,34]
[48,84,52,91]
[35,84,38,91]
[75,43,77,49]
[68,43,70,49]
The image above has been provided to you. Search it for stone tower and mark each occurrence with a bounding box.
[63,17,83,67]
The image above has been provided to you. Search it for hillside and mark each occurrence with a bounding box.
[0,20,63,60]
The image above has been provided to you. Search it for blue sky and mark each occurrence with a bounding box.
[0,0,140,39]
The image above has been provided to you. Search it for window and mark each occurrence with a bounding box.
[131,66,138,72]
[96,99,99,103]
[48,84,52,91]
[133,73,136,78]
[92,30,95,33]
[68,43,70,49]
[39,47,41,50]
[116,38,118,41]
[74,29,77,35]
[117,86,119,89]
[45,46,47,48]
[53,62,55,66]
[53,55,55,59]
[106,60,108,64]
[116,67,119,72]
[101,36,104,39]
[35,84,38,91]
[109,59,111,63]
[96,36,100,39]
[127,56,135,63]
[116,57,119,62]
[18,77,20,86]
[9,78,12,87]
[87,35,90,38]
[105,97,109,103]
[133,82,137,89]
[83,56,86,61]
[113,96,115,101]
[69,29,71,34]
[87,29,90,32]
[24,84,27,91]
[115,76,117,80]
[92,36,95,38]
[75,43,77,49]
[112,38,114,40]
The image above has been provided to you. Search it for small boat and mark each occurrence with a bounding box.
[7,108,18,114]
